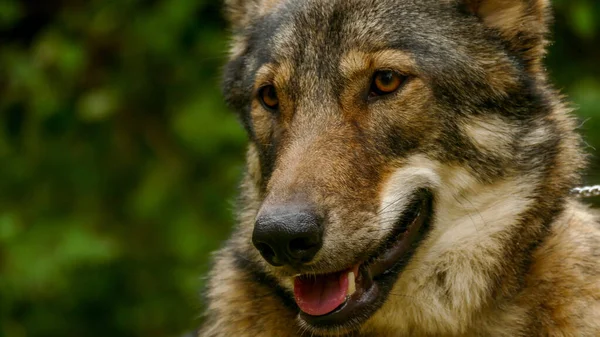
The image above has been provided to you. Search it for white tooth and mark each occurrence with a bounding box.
[348,272,356,296]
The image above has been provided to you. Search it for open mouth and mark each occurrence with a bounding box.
[293,190,433,332]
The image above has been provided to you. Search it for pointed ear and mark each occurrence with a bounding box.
[224,0,282,31]
[462,0,551,72]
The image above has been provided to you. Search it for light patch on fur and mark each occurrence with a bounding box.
[229,34,248,59]
[432,166,535,246]
[339,50,370,79]
[273,61,294,89]
[258,0,283,16]
[462,115,514,155]
[378,155,441,233]
[254,63,277,88]
[478,0,528,36]
[339,49,416,80]
[372,49,417,73]
[522,125,550,147]
[246,144,263,187]
[367,156,537,335]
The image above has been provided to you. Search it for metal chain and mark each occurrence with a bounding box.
[571,185,600,198]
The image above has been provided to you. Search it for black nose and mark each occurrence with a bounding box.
[252,206,323,267]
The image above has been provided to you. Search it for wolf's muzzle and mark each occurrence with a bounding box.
[252,205,324,267]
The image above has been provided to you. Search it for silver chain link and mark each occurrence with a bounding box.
[571,185,600,198]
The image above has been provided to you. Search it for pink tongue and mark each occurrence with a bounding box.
[294,271,348,316]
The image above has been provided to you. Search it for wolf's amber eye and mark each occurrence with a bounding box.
[370,71,405,97]
[259,85,279,111]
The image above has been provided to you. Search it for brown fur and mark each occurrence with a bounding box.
[200,0,600,335]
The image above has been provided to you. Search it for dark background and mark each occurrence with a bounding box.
[0,1,598,336]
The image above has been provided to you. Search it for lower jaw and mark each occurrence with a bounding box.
[297,190,433,333]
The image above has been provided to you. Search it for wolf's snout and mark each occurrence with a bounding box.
[252,206,323,267]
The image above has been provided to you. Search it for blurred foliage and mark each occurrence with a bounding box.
[0,1,598,336]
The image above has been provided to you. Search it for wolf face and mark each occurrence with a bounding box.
[215,0,585,335]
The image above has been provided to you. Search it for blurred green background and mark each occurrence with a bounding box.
[0,1,598,336]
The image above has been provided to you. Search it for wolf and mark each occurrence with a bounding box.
[200,0,600,336]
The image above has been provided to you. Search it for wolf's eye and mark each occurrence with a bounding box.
[370,71,405,97]
[259,85,279,111]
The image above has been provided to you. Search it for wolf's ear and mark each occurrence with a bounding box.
[461,0,551,71]
[224,0,282,30]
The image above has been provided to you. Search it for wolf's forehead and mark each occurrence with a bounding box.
[257,0,426,67]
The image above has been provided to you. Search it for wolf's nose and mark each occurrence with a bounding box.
[252,207,323,267]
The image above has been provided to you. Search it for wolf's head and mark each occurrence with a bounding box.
[221,0,584,334]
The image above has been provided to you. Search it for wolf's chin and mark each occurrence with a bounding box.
[295,190,434,334]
